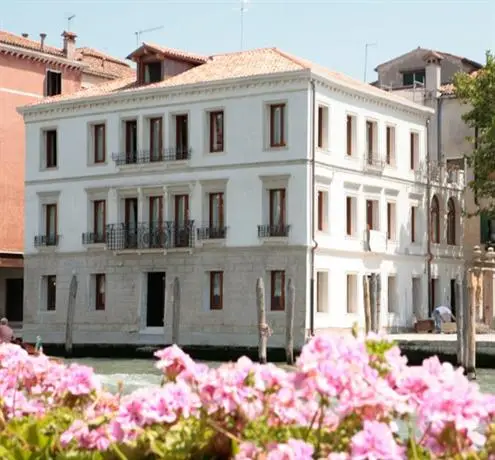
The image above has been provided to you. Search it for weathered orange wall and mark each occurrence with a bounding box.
[0,53,81,252]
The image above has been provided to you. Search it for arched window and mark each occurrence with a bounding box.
[447,198,456,245]
[430,195,440,244]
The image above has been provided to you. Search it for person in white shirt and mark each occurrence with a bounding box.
[432,305,455,333]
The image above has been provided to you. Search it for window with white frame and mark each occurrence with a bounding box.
[316,271,329,313]
[386,202,396,240]
[268,103,287,148]
[317,190,328,232]
[386,125,396,166]
[346,196,357,236]
[346,274,358,313]
[317,105,329,150]
[388,275,397,313]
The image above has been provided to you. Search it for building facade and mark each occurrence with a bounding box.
[20,44,461,348]
[0,29,133,325]
[373,47,490,323]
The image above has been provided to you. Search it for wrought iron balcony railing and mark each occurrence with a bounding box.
[34,234,59,247]
[196,225,227,240]
[82,232,106,245]
[105,221,195,250]
[363,152,385,172]
[112,147,192,166]
[258,224,291,238]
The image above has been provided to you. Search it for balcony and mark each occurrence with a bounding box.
[34,234,59,247]
[196,226,227,240]
[105,221,195,251]
[82,232,106,245]
[362,152,385,174]
[363,228,387,253]
[112,147,192,166]
[415,161,465,188]
[258,224,291,238]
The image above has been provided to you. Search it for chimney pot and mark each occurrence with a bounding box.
[40,33,47,50]
[61,30,77,60]
[21,33,29,38]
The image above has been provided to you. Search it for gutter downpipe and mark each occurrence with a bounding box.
[426,116,433,316]
[309,79,317,337]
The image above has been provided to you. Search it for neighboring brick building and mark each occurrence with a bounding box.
[0,29,134,325]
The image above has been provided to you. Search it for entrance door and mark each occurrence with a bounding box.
[450,279,457,317]
[146,272,165,327]
[6,279,23,322]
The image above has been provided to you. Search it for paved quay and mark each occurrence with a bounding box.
[388,333,495,358]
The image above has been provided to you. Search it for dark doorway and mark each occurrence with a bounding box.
[450,279,457,317]
[147,272,165,327]
[6,279,23,322]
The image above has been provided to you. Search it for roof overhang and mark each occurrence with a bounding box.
[126,43,207,65]
[0,42,87,69]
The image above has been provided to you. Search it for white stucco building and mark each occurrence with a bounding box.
[19,43,464,349]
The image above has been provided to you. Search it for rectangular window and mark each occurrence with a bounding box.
[317,190,328,232]
[346,196,355,236]
[269,103,286,147]
[125,120,138,162]
[143,61,162,84]
[209,111,224,152]
[93,124,106,163]
[174,194,190,247]
[209,192,224,229]
[387,202,396,240]
[270,270,285,311]
[346,115,355,156]
[209,271,223,310]
[93,200,106,243]
[365,120,376,157]
[346,274,357,314]
[410,132,419,169]
[46,275,56,311]
[175,114,189,159]
[402,70,425,86]
[388,276,396,313]
[95,274,106,311]
[149,196,163,228]
[46,70,62,96]
[269,189,286,228]
[366,199,379,230]
[45,130,57,168]
[386,126,395,165]
[45,203,57,243]
[317,105,329,149]
[149,117,163,161]
[124,198,138,227]
[316,271,329,313]
[411,206,417,242]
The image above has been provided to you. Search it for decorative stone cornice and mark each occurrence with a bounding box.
[19,67,432,122]
[0,43,86,71]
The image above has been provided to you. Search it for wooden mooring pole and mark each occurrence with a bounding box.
[256,277,268,364]
[285,278,295,365]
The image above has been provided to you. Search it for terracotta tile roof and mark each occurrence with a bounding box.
[77,48,135,79]
[0,30,63,57]
[24,46,430,111]
[0,30,133,79]
[128,42,208,64]
[440,69,480,96]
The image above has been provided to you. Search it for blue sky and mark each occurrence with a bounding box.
[2,0,494,81]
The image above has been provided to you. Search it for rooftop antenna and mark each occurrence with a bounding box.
[67,14,76,32]
[235,0,249,50]
[364,42,377,82]
[134,25,164,47]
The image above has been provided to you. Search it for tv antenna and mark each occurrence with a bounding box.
[135,25,164,47]
[363,42,377,82]
[67,14,76,32]
[234,0,249,50]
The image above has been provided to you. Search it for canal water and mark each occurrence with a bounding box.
[69,357,495,395]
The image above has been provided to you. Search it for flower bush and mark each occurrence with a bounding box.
[0,331,494,459]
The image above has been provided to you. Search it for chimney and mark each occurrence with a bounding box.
[21,33,29,38]
[423,50,443,98]
[61,30,77,60]
[40,33,46,51]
